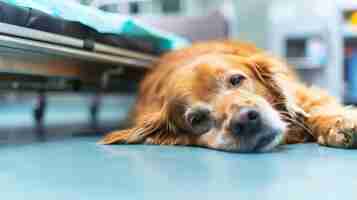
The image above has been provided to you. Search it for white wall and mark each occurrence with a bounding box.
[232,0,329,49]
[232,0,272,48]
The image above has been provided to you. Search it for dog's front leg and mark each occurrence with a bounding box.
[307,108,357,148]
[297,87,357,148]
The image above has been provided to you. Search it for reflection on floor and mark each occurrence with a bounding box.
[0,94,135,128]
[0,93,135,144]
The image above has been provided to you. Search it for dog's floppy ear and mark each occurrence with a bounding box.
[99,101,190,145]
[247,54,308,118]
[99,111,165,145]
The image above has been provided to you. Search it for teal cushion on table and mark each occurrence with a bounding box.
[2,0,189,52]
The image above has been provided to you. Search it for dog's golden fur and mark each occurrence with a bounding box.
[100,41,357,152]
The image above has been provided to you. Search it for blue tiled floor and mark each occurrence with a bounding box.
[1,136,356,200]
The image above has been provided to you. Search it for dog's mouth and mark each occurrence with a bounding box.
[252,132,283,152]
[233,126,285,153]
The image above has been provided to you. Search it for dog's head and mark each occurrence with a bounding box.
[101,49,304,153]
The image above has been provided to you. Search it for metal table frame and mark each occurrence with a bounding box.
[0,23,156,90]
[0,23,156,130]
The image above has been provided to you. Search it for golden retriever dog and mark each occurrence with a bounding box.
[100,41,357,152]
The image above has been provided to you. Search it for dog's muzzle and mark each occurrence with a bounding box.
[229,106,284,152]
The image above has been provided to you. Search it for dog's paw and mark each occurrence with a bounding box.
[317,119,357,148]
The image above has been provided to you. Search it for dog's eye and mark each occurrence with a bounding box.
[187,110,212,134]
[189,112,206,126]
[229,74,246,87]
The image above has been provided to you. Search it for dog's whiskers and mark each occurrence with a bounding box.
[280,113,312,135]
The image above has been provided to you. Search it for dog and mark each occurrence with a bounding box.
[100,41,357,152]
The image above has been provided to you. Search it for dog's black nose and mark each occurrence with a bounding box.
[230,107,262,136]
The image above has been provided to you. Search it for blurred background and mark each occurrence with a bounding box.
[1,0,357,143]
